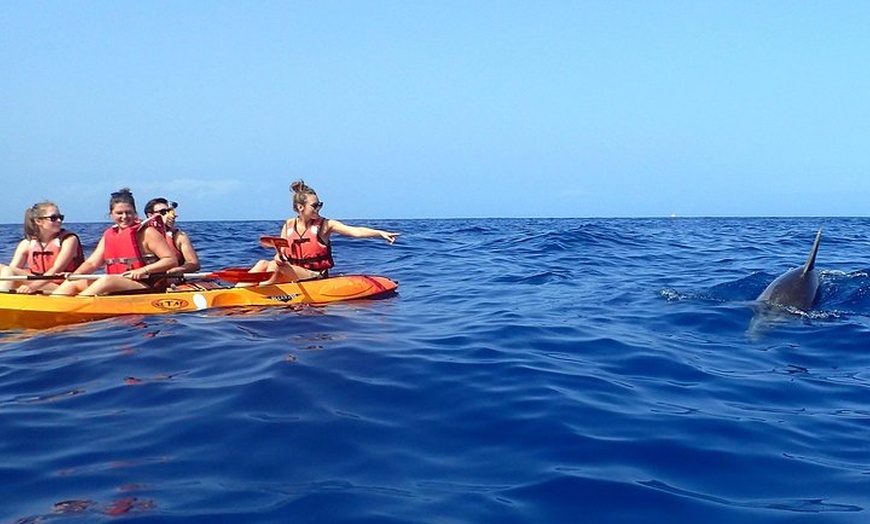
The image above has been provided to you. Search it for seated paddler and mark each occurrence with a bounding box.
[52,188,178,296]
[244,179,400,286]
[144,197,201,274]
[0,201,84,294]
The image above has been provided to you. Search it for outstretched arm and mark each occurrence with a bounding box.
[328,219,400,244]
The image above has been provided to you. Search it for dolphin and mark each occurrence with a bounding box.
[756,229,822,310]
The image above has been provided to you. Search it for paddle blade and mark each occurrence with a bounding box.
[260,236,289,249]
[208,268,274,283]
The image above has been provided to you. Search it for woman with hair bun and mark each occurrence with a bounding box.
[247,179,400,284]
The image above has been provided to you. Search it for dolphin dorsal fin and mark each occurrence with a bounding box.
[802,229,823,276]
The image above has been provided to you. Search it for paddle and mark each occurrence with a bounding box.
[0,274,104,281]
[259,236,289,249]
[0,268,274,284]
[259,235,291,265]
[181,268,275,283]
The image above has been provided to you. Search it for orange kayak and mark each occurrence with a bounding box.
[0,275,398,330]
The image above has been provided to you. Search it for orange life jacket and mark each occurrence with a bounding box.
[26,230,84,275]
[281,218,334,272]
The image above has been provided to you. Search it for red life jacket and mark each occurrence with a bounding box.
[102,222,155,274]
[281,218,334,272]
[26,230,84,275]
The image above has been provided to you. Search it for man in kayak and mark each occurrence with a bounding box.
[144,197,201,274]
[246,179,400,285]
[0,201,84,294]
[52,188,178,296]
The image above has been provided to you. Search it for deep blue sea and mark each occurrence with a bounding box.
[1,217,869,523]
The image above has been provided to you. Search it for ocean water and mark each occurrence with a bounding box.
[0,217,868,523]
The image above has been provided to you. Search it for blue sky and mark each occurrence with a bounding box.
[2,1,868,223]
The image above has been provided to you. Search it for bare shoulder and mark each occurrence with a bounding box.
[141,226,161,238]
[61,232,81,245]
[140,225,167,244]
[280,218,295,236]
[10,239,30,261]
[324,217,345,231]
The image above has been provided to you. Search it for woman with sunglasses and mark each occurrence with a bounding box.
[52,188,178,296]
[0,201,85,294]
[247,179,400,284]
[144,198,201,274]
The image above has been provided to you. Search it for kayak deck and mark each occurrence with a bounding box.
[0,275,397,330]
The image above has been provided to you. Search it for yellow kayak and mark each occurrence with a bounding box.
[0,275,398,330]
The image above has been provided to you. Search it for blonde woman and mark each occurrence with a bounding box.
[0,201,84,294]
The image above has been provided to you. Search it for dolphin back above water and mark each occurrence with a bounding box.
[756,229,822,310]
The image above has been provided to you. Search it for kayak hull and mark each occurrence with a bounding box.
[0,275,397,330]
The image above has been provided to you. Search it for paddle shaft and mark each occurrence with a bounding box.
[0,274,102,281]
[0,269,272,284]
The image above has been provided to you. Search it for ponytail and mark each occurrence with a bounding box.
[23,207,38,239]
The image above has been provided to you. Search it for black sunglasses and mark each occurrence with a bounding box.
[38,214,65,222]
[152,208,174,216]
[311,201,324,210]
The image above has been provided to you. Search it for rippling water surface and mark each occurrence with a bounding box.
[1,217,869,523]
